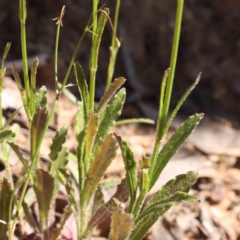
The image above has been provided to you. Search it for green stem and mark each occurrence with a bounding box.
[148,0,184,186]
[115,118,154,126]
[54,20,61,95]
[106,0,121,89]
[59,15,93,95]
[89,8,109,111]
[92,0,99,41]
[128,197,136,214]
[19,0,31,112]
[158,0,184,137]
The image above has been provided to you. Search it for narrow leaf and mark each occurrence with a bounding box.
[149,113,204,189]
[146,171,198,209]
[34,86,47,111]
[30,58,39,115]
[30,58,38,94]
[77,130,86,192]
[116,118,154,126]
[48,148,69,220]
[31,108,48,156]
[3,107,22,129]
[84,111,99,167]
[33,169,54,231]
[133,169,149,217]
[76,102,85,134]
[95,88,126,148]
[49,127,68,161]
[52,205,72,240]
[101,178,121,190]
[87,178,129,233]
[8,142,28,167]
[74,62,89,121]
[3,124,19,161]
[82,134,118,208]
[156,68,169,140]
[51,147,68,173]
[92,185,105,216]
[12,63,27,108]
[89,8,109,74]
[128,192,197,240]
[162,73,201,138]
[115,134,137,211]
[0,177,13,240]
[0,130,15,143]
[2,42,11,60]
[96,77,126,114]
[109,208,134,240]
[22,201,39,232]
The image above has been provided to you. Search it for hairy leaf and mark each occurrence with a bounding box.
[109,208,134,240]
[96,77,126,114]
[146,171,198,209]
[49,147,69,211]
[0,130,15,143]
[0,177,13,240]
[51,147,68,173]
[30,58,38,95]
[22,201,39,233]
[128,192,197,240]
[30,58,39,116]
[74,62,89,122]
[77,130,86,192]
[34,86,47,111]
[95,88,126,148]
[31,108,48,156]
[12,63,27,108]
[89,8,109,74]
[87,178,129,233]
[92,185,105,217]
[33,169,54,231]
[133,169,149,217]
[8,142,27,167]
[49,127,68,161]
[101,178,121,190]
[84,111,99,167]
[3,107,22,129]
[82,134,118,208]
[162,73,201,138]
[149,113,204,189]
[76,102,85,134]
[115,135,137,209]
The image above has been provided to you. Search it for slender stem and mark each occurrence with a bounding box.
[89,69,96,111]
[158,0,184,137]
[19,0,31,111]
[115,118,154,126]
[148,0,184,186]
[53,5,65,95]
[128,197,136,214]
[54,22,61,95]
[106,0,121,89]
[59,15,93,95]
[148,70,168,180]
[92,0,98,41]
[89,9,109,111]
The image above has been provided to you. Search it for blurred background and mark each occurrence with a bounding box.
[1,1,240,239]
[1,0,240,123]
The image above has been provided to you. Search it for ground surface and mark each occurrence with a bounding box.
[1,77,240,240]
